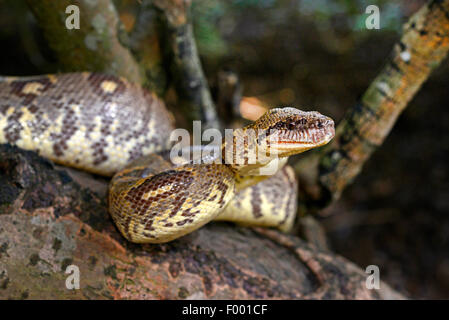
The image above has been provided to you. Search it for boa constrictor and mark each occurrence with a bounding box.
[0,73,335,243]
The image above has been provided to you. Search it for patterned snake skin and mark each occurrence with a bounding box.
[0,73,335,243]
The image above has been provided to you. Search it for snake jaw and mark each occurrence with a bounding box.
[270,117,335,154]
[255,108,335,158]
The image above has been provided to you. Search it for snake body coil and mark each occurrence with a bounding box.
[0,73,335,243]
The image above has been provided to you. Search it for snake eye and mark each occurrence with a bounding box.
[288,123,296,130]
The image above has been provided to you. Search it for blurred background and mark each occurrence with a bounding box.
[1,0,448,299]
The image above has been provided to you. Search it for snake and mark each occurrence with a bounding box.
[0,72,335,243]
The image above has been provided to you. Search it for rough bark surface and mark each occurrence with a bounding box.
[152,0,220,130]
[294,0,449,208]
[0,145,403,299]
[128,2,167,95]
[26,0,143,84]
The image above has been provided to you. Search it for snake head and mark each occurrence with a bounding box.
[255,107,335,158]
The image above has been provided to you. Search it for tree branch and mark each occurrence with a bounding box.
[295,0,449,209]
[151,0,220,130]
[0,145,403,299]
[26,0,144,84]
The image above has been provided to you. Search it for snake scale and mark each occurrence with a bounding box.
[0,72,335,243]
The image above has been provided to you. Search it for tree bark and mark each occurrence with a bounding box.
[26,0,144,85]
[128,1,167,95]
[0,145,403,299]
[152,0,221,130]
[294,0,449,209]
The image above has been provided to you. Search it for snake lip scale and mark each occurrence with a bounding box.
[0,72,335,244]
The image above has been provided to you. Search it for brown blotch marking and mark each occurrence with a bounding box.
[144,219,154,232]
[127,143,144,163]
[267,120,290,132]
[125,109,155,162]
[207,171,232,207]
[122,215,133,241]
[4,109,23,143]
[50,107,78,157]
[251,184,263,219]
[142,232,156,239]
[91,138,109,165]
[87,73,127,100]
[176,218,194,226]
[9,77,55,105]
[124,169,195,220]
[28,104,39,114]
[0,104,9,115]
[110,90,163,164]
[90,100,117,165]
[279,167,297,227]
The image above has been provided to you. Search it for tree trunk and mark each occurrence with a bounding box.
[26,0,143,85]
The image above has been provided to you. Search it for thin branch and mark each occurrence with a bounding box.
[151,0,220,130]
[295,0,449,209]
[26,0,144,84]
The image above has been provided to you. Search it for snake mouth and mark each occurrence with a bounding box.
[271,139,331,153]
[263,114,335,154]
[277,122,335,145]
